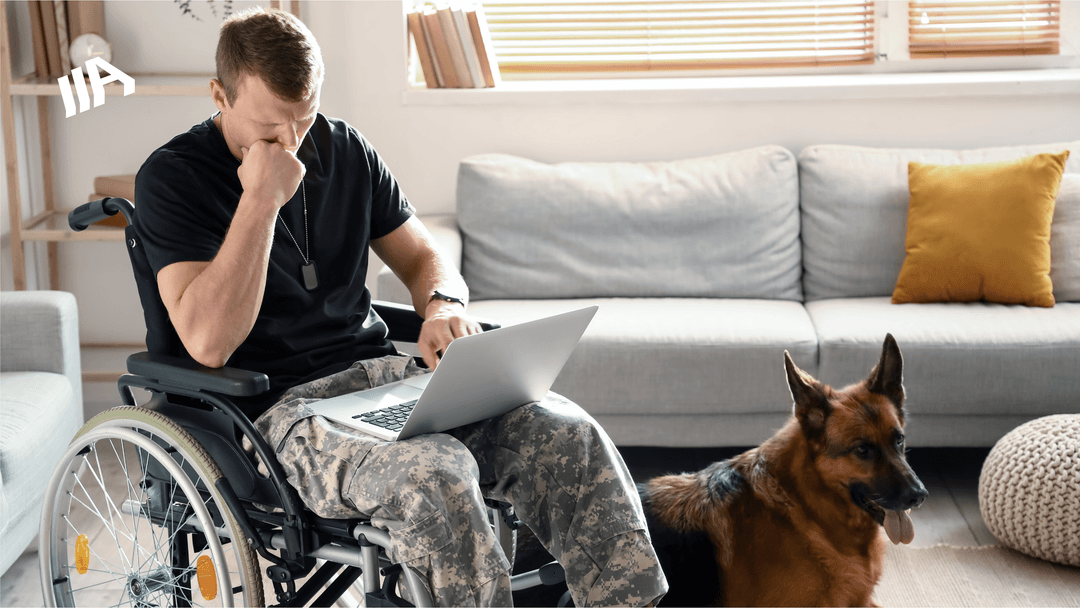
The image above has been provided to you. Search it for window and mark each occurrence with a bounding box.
[480,1,876,76]
[908,0,1061,58]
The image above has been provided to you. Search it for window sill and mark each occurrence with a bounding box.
[402,68,1080,105]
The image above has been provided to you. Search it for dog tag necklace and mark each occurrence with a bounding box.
[278,182,319,291]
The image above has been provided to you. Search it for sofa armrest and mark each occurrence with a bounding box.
[0,291,82,411]
[376,214,462,305]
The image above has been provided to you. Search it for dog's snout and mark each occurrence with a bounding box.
[902,481,929,509]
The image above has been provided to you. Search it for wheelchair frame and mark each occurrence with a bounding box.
[39,198,564,607]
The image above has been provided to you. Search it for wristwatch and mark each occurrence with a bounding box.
[430,290,466,307]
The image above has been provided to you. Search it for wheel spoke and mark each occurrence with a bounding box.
[136,441,172,573]
[59,533,128,580]
[43,411,261,607]
[89,442,138,545]
[65,489,134,577]
[116,438,140,574]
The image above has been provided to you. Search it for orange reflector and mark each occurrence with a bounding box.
[196,555,218,601]
[75,535,89,575]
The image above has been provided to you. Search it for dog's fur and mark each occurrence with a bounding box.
[639,334,927,606]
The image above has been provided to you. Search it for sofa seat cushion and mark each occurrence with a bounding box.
[805,298,1080,417]
[457,147,802,301]
[0,371,79,539]
[468,298,818,417]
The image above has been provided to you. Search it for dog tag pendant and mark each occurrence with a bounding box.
[301,261,319,291]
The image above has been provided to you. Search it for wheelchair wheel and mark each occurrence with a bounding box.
[40,407,263,607]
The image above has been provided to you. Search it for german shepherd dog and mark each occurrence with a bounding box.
[639,334,928,606]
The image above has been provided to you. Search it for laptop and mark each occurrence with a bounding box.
[307,306,598,441]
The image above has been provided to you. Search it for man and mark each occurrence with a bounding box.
[135,7,666,606]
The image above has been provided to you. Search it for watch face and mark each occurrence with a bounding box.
[69,33,112,67]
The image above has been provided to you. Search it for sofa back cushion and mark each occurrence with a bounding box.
[798,142,1080,301]
[457,146,802,301]
[1051,173,1080,302]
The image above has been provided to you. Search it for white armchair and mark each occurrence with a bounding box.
[0,291,83,575]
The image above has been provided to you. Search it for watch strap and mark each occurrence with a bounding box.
[430,290,466,307]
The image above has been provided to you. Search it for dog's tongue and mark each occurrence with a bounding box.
[884,510,915,545]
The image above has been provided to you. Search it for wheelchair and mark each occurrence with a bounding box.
[40,198,567,607]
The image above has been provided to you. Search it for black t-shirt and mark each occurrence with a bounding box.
[134,113,414,417]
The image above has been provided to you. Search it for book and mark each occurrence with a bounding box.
[67,1,105,39]
[419,9,446,88]
[93,174,137,201]
[436,4,472,88]
[451,5,486,88]
[466,5,501,88]
[38,1,63,77]
[422,7,461,88]
[55,1,71,74]
[27,1,51,78]
[407,10,440,88]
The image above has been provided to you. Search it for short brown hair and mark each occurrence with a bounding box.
[216,7,324,105]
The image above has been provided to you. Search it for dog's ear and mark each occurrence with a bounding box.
[785,351,831,442]
[867,333,905,419]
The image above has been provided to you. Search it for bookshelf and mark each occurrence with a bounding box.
[1,6,216,293]
[1,0,298,382]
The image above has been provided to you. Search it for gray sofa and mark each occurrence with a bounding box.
[0,291,83,575]
[379,142,1080,448]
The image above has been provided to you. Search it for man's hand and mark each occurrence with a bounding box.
[238,140,306,210]
[418,301,483,369]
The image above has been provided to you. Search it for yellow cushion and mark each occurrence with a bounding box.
[892,151,1069,308]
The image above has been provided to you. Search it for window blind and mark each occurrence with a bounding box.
[908,1,1060,58]
[480,1,876,75]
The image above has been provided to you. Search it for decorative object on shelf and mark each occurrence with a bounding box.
[68,32,112,70]
[175,0,235,23]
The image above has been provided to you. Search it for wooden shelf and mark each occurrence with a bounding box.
[10,72,214,97]
[0,4,187,290]
[3,0,300,289]
[21,209,127,242]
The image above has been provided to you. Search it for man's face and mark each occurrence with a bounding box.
[212,74,320,159]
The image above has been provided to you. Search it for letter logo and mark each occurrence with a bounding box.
[59,58,134,118]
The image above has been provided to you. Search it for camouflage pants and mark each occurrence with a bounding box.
[254,354,667,607]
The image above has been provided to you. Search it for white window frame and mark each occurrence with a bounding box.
[402,1,1080,102]
[875,0,1079,72]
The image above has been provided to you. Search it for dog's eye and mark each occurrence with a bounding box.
[854,444,874,459]
[896,434,905,447]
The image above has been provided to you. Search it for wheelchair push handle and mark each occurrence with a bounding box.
[69,197,134,231]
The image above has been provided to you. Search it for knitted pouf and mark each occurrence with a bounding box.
[978,414,1080,567]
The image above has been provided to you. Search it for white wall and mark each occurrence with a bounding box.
[2,1,1079,409]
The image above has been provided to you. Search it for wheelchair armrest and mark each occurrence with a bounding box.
[372,299,500,344]
[127,352,270,397]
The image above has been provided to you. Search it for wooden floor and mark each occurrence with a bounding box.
[1,447,997,606]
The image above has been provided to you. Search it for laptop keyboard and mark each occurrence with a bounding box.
[352,399,419,432]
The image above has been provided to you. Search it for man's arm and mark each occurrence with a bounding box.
[157,141,304,368]
[371,216,482,369]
